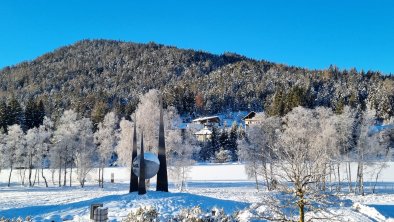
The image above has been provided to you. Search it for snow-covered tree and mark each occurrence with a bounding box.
[238,115,281,191]
[94,111,117,188]
[51,110,78,186]
[333,106,356,191]
[268,107,340,222]
[24,117,53,187]
[25,128,41,186]
[135,89,160,151]
[354,105,386,195]
[5,124,25,186]
[167,128,197,191]
[75,117,96,187]
[37,117,54,187]
[0,131,6,173]
[116,117,134,167]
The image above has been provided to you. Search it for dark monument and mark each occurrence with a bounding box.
[129,119,138,193]
[156,97,168,192]
[138,132,146,195]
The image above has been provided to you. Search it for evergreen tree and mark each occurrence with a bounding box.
[198,142,211,161]
[35,100,45,127]
[334,97,345,114]
[228,122,238,161]
[266,87,285,116]
[0,101,8,133]
[25,99,36,130]
[91,101,108,132]
[8,97,25,130]
[219,129,229,150]
[210,126,220,156]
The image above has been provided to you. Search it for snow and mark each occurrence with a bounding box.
[194,127,212,135]
[1,163,394,221]
[191,116,220,123]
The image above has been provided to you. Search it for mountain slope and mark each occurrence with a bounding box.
[0,39,393,120]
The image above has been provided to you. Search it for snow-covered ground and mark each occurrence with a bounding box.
[1,163,394,221]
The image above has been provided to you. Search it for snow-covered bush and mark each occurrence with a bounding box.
[123,206,239,222]
[214,148,232,163]
[122,206,158,222]
[172,206,239,222]
[0,216,31,222]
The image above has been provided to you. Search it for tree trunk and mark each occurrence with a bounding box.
[69,164,72,187]
[299,201,305,222]
[42,168,48,187]
[8,166,13,187]
[101,166,104,188]
[58,166,62,187]
[20,169,27,186]
[63,162,67,186]
[347,161,352,192]
[322,167,326,191]
[262,162,270,191]
[51,170,55,186]
[32,169,38,186]
[28,164,33,187]
[329,165,332,192]
[37,168,40,185]
[337,163,341,192]
[180,167,186,191]
[98,168,101,187]
[254,170,259,191]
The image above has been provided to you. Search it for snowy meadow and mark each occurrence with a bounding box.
[0,164,394,221]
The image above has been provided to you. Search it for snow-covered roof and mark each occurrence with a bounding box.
[194,127,212,135]
[242,111,256,120]
[192,116,220,123]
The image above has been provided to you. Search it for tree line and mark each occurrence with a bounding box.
[0,98,45,133]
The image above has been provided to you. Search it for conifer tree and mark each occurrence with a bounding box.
[219,129,229,150]
[0,101,8,133]
[210,126,220,155]
[8,97,25,130]
[25,99,36,130]
[228,122,238,161]
[35,100,45,127]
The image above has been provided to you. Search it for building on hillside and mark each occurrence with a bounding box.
[190,116,220,142]
[192,116,220,127]
[242,111,264,127]
[194,126,213,142]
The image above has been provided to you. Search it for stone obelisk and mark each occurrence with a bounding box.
[138,132,146,195]
[156,97,168,192]
[129,119,138,193]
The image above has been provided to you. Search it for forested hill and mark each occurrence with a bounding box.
[0,39,393,122]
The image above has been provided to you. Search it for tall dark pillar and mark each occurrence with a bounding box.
[138,132,146,195]
[129,119,138,193]
[156,97,168,192]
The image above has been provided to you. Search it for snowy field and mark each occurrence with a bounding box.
[1,163,394,221]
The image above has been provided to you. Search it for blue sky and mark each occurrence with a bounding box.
[1,0,393,74]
